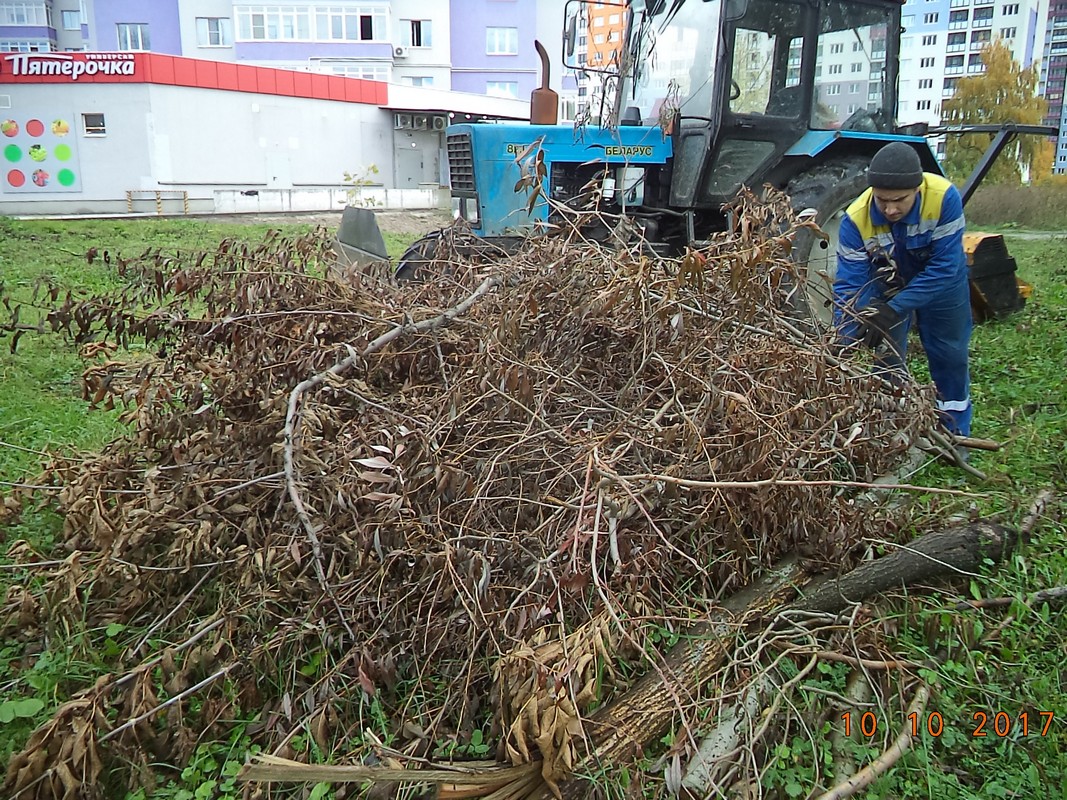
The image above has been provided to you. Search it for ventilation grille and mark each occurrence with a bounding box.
[447,132,474,192]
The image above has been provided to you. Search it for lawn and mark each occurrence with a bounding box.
[0,217,1064,799]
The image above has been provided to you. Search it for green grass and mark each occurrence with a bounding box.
[1,220,1065,798]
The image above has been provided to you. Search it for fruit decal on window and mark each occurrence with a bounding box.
[1,112,80,193]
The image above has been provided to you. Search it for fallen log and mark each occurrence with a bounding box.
[793,521,1015,614]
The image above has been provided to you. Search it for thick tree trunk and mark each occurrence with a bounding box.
[536,522,1016,800]
[794,521,1015,614]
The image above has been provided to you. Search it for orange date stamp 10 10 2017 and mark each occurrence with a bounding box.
[840,710,1055,739]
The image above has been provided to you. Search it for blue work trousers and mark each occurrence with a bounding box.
[876,280,974,437]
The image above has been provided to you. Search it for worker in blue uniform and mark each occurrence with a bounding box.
[834,141,973,437]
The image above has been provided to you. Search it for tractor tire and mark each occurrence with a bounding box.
[784,157,870,329]
[394,231,444,281]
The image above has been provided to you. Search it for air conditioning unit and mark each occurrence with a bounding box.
[393,45,408,58]
[432,115,447,131]
[413,114,430,131]
[395,113,413,129]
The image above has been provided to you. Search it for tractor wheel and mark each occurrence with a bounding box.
[784,157,870,329]
[394,231,444,282]
[395,230,524,282]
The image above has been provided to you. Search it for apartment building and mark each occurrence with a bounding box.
[1039,0,1067,171]
[896,0,1043,161]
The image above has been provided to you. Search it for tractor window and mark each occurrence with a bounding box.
[813,2,894,130]
[726,0,805,117]
[625,0,721,124]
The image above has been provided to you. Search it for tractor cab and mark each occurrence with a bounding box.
[614,0,901,209]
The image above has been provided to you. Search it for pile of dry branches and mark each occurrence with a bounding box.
[2,189,945,799]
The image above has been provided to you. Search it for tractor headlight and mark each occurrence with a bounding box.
[454,196,479,225]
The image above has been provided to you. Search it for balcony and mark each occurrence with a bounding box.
[971,40,990,51]
[949,21,969,30]
[967,64,986,74]
[950,0,970,6]
[945,65,965,75]
[972,18,993,28]
[947,43,966,52]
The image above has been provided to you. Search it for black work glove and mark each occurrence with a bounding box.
[855,300,902,349]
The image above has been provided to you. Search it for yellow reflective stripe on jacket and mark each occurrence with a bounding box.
[845,173,954,245]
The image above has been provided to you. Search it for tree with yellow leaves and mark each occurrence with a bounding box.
[941,40,1053,184]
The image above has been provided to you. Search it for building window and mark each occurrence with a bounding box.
[61,9,80,29]
[828,64,842,74]
[830,42,843,54]
[923,12,939,24]
[825,85,841,95]
[919,78,933,88]
[917,100,932,110]
[851,62,863,72]
[486,27,517,55]
[402,75,434,87]
[116,23,150,51]
[0,1,51,26]
[82,112,106,136]
[237,6,309,40]
[196,17,233,47]
[848,82,859,93]
[234,6,386,42]
[1001,27,1016,39]
[486,80,518,98]
[0,38,51,51]
[316,61,388,81]
[922,34,937,46]
[400,19,431,47]
[921,57,935,67]
[1002,3,1019,14]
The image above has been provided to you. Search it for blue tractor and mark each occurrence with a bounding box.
[339,0,1046,321]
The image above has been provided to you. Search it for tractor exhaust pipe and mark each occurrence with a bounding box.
[530,40,558,125]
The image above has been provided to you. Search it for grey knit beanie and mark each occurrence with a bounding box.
[867,142,923,189]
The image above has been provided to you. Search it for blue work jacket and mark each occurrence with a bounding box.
[834,172,968,326]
